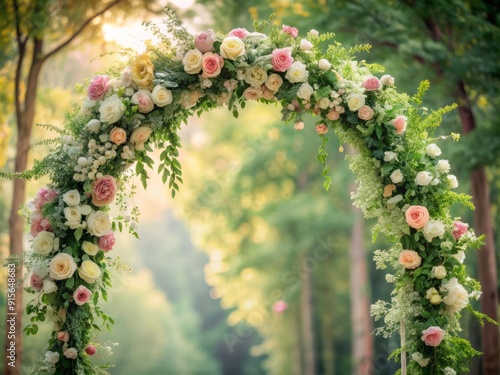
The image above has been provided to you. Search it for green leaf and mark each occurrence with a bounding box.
[74,227,83,241]
[65,277,75,289]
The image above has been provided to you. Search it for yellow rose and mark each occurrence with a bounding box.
[346,93,365,111]
[78,260,101,283]
[265,74,283,92]
[49,253,78,280]
[82,241,99,256]
[220,36,246,60]
[130,126,153,151]
[131,54,155,89]
[182,49,203,74]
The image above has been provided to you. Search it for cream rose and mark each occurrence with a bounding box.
[182,49,203,74]
[152,85,173,107]
[436,159,451,174]
[384,151,397,162]
[426,143,441,158]
[82,241,99,256]
[63,348,78,360]
[297,83,313,100]
[317,98,330,109]
[45,350,60,364]
[285,61,309,83]
[380,74,395,86]
[130,126,153,151]
[78,260,101,283]
[452,250,465,264]
[86,211,111,237]
[318,58,331,70]
[415,171,433,186]
[63,190,80,206]
[447,175,458,189]
[245,66,268,87]
[265,74,283,92]
[300,39,313,51]
[346,93,365,112]
[49,253,77,280]
[441,278,469,313]
[42,279,58,294]
[85,119,101,133]
[390,169,404,184]
[99,95,126,125]
[32,231,58,255]
[422,219,445,242]
[431,266,447,279]
[64,207,82,229]
[220,36,246,60]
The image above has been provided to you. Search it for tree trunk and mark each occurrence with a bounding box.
[301,263,317,375]
[349,207,374,375]
[321,303,335,375]
[456,80,499,375]
[4,38,45,375]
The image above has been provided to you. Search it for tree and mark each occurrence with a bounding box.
[0,1,161,373]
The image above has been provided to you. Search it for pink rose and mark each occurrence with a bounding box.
[30,213,53,237]
[315,123,328,135]
[271,48,294,72]
[194,29,216,53]
[282,25,298,38]
[73,285,92,306]
[452,221,469,240]
[87,75,111,100]
[421,326,445,347]
[131,90,154,113]
[30,274,44,291]
[228,28,249,39]
[391,115,407,135]
[326,110,340,121]
[98,232,115,252]
[33,187,58,210]
[202,52,224,78]
[405,205,430,229]
[398,250,422,269]
[85,345,97,356]
[363,76,381,91]
[273,300,288,313]
[57,331,70,342]
[91,175,117,207]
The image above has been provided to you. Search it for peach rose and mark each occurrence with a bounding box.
[391,115,407,135]
[421,326,445,347]
[398,250,422,269]
[405,205,429,229]
[243,87,260,100]
[326,110,340,121]
[358,105,374,121]
[130,126,153,151]
[315,124,328,135]
[109,127,127,145]
[383,184,396,197]
[265,74,283,92]
[57,331,70,342]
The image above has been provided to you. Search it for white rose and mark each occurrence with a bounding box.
[245,66,268,87]
[82,241,99,256]
[318,58,331,70]
[285,61,309,83]
[42,279,58,294]
[182,49,203,74]
[431,265,447,279]
[346,93,365,111]
[63,348,78,360]
[99,95,125,125]
[297,83,314,101]
[78,260,101,283]
[79,205,92,216]
[64,207,82,229]
[386,194,403,208]
[300,39,313,51]
[430,178,440,186]
[436,159,451,174]
[86,210,111,237]
[426,143,442,158]
[317,98,330,109]
[444,368,457,375]
[85,119,101,133]
[63,190,80,206]
[411,352,430,367]
[81,99,96,115]
[452,250,465,264]
[447,175,458,189]
[220,36,246,60]
[265,74,283,92]
[49,253,77,280]
[380,74,395,86]
[441,277,469,313]
[384,151,397,162]
[32,231,57,255]
[390,169,404,184]
[415,171,433,186]
[45,350,60,364]
[125,87,135,96]
[422,219,445,242]
[151,85,173,107]
[309,29,319,38]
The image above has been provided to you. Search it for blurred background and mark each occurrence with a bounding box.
[0,1,499,374]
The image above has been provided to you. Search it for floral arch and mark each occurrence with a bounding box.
[6,9,489,375]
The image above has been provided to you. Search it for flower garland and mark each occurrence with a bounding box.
[7,9,491,375]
